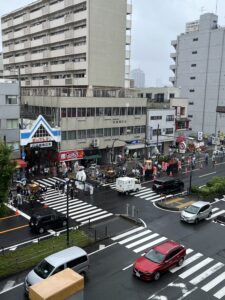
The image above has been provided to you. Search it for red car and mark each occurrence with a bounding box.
[133,240,186,281]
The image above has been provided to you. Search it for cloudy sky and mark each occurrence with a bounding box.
[1,0,225,86]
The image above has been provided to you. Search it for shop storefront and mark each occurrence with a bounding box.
[20,115,61,176]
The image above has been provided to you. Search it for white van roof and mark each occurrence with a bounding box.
[46,246,87,267]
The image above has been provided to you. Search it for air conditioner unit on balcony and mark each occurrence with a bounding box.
[92,138,99,148]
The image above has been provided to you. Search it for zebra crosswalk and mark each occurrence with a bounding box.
[113,227,225,299]
[32,177,113,225]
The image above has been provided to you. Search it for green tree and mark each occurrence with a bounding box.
[0,142,16,209]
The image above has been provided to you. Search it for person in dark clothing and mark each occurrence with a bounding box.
[70,188,74,199]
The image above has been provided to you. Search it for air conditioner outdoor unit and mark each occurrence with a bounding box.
[92,138,99,148]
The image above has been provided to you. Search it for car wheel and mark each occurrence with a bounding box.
[195,218,199,224]
[39,227,44,234]
[154,272,160,281]
[177,257,184,266]
[62,220,67,227]
[208,211,212,218]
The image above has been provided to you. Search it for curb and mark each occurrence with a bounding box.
[118,214,143,226]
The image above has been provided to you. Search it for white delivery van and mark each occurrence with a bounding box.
[116,177,141,195]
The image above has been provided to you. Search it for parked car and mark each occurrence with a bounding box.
[133,240,186,281]
[152,177,184,194]
[24,246,89,293]
[29,210,67,234]
[180,201,212,224]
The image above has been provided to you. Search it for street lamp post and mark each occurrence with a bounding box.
[66,179,70,247]
[189,160,193,194]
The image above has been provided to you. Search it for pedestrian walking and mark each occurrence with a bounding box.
[212,154,216,167]
[205,152,209,166]
[16,193,23,208]
[70,187,74,199]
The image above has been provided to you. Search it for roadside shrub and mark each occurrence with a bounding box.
[192,176,225,200]
[0,204,12,218]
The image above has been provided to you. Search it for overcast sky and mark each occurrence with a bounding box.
[1,0,225,87]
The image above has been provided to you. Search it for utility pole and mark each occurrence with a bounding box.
[156,124,159,152]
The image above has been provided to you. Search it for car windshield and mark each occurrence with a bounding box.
[184,205,199,214]
[145,249,165,263]
[34,259,54,279]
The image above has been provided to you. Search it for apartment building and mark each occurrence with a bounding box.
[130,68,145,88]
[0,79,20,158]
[2,0,146,167]
[0,53,3,78]
[1,0,131,93]
[170,13,225,136]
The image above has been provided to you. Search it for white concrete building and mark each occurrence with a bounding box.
[170,13,225,136]
[146,108,175,156]
[0,53,3,78]
[130,68,145,88]
[1,0,131,93]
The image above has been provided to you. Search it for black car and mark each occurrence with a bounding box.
[29,210,67,234]
[152,177,184,194]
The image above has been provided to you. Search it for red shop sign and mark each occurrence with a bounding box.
[58,150,84,161]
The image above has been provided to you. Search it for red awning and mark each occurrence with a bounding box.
[16,159,27,169]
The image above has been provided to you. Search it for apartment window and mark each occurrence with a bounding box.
[87,129,95,138]
[193,38,198,41]
[150,116,162,120]
[190,77,196,80]
[169,93,175,98]
[146,93,152,99]
[134,126,141,134]
[96,128,104,137]
[61,131,67,140]
[120,107,127,116]
[6,119,18,129]
[127,126,134,134]
[153,129,161,136]
[155,93,164,102]
[191,64,196,67]
[166,115,174,121]
[188,115,193,118]
[142,107,147,115]
[61,108,67,117]
[189,102,194,105]
[104,128,111,137]
[112,107,120,116]
[77,108,86,117]
[67,108,76,117]
[6,95,18,104]
[192,51,197,54]
[165,128,174,134]
[141,126,146,133]
[128,107,134,115]
[96,107,104,116]
[120,127,127,135]
[189,89,195,92]
[86,108,95,117]
[135,107,142,115]
[68,131,76,140]
[112,128,119,136]
[77,130,86,139]
[104,107,112,116]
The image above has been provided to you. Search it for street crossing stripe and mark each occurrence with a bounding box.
[69,208,102,218]
[119,230,151,245]
[202,271,225,292]
[214,285,225,299]
[81,213,113,224]
[76,210,110,221]
[126,233,159,249]
[112,227,144,241]
[179,257,213,279]
[134,189,153,197]
[134,236,167,253]
[207,210,225,220]
[59,204,92,213]
[170,252,203,273]
[130,187,147,195]
[139,192,156,198]
[189,262,224,285]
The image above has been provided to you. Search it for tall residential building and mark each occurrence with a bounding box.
[0,53,3,78]
[0,79,20,158]
[130,68,145,88]
[170,13,225,136]
[1,0,132,95]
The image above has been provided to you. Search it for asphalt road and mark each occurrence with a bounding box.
[1,161,225,299]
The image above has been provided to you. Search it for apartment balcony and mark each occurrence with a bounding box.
[170,52,177,61]
[74,27,87,39]
[170,64,176,73]
[127,3,132,14]
[126,19,132,30]
[31,38,43,48]
[14,42,27,51]
[30,23,43,35]
[171,39,177,49]
[14,55,26,63]
[125,65,130,74]
[30,8,43,20]
[14,29,26,39]
[49,1,64,14]
[1,21,8,30]
[126,35,131,45]
[13,15,24,26]
[126,50,131,59]
[30,66,47,74]
[2,31,14,41]
[169,76,176,84]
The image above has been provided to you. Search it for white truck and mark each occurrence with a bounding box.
[116,177,141,195]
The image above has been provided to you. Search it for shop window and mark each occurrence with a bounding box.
[68,131,76,140]
[61,131,67,140]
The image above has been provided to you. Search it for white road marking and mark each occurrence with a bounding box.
[214,286,225,299]
[170,252,203,273]
[126,233,159,249]
[0,283,24,295]
[176,287,198,300]
[179,257,213,279]
[202,271,225,292]
[119,230,151,245]
[112,227,144,241]
[122,263,133,271]
[207,210,225,220]
[134,236,167,253]
[199,172,216,178]
[190,262,224,285]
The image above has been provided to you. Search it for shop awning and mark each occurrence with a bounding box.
[16,159,27,169]
[126,143,145,150]
[83,154,101,160]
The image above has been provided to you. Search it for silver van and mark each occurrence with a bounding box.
[24,246,89,293]
[180,201,212,224]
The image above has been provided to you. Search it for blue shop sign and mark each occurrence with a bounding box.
[127,140,140,145]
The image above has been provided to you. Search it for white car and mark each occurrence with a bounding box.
[180,201,212,224]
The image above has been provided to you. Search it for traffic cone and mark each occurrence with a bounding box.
[43,203,48,208]
[169,171,173,177]
[15,210,20,216]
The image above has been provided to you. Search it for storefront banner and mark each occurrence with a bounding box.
[58,150,84,161]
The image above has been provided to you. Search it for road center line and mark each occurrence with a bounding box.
[0,224,29,234]
[199,172,216,178]
[0,282,24,295]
